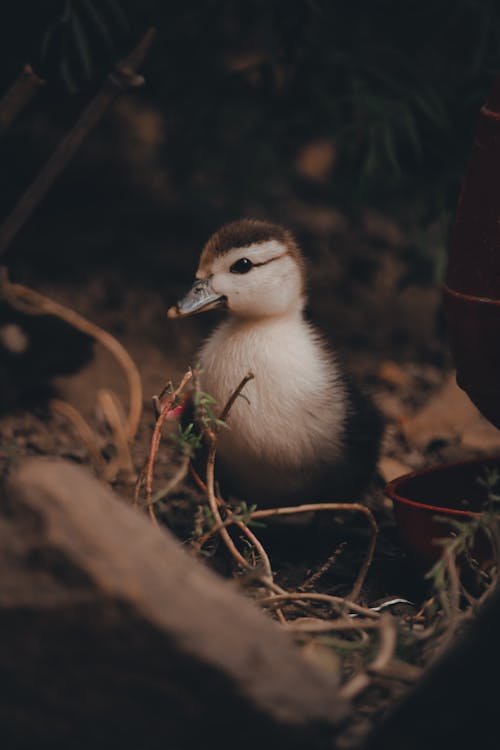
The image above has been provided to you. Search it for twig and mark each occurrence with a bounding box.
[283,617,383,633]
[189,462,210,492]
[369,615,397,672]
[202,373,258,570]
[97,388,134,479]
[192,473,273,578]
[144,369,193,525]
[370,659,423,683]
[134,467,147,508]
[50,398,105,475]
[0,64,45,137]
[339,614,398,700]
[235,521,274,582]
[219,372,254,421]
[436,548,468,655]
[204,428,251,568]
[193,514,236,551]
[0,28,155,259]
[339,673,371,701]
[0,269,143,440]
[301,542,347,590]
[258,592,381,619]
[150,455,190,505]
[251,503,378,601]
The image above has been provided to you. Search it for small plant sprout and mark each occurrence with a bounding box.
[231,500,265,528]
[172,422,202,458]
[193,389,228,431]
[426,466,500,600]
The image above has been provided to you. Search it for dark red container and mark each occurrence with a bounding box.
[386,456,498,570]
[444,74,500,427]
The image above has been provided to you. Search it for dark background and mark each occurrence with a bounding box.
[1,0,500,404]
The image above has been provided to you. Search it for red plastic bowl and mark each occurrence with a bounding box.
[385,456,499,570]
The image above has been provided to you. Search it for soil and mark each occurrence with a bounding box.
[2,95,500,746]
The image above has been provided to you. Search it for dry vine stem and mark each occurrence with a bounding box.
[0,28,155,260]
[0,270,143,441]
[258,592,380,619]
[339,614,398,700]
[251,503,378,602]
[0,64,45,137]
[193,372,377,612]
[198,373,288,623]
[202,374,262,572]
[97,389,135,478]
[50,398,106,476]
[189,465,274,586]
[142,369,193,525]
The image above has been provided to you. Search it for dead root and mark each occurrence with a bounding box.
[1,270,141,482]
[135,368,193,525]
[137,366,499,708]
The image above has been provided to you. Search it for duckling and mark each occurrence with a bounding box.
[168,219,383,506]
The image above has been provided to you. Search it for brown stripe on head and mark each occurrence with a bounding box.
[198,219,306,280]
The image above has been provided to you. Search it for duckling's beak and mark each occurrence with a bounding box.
[167,279,227,319]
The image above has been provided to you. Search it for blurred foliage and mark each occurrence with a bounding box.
[39,0,129,93]
[2,0,500,227]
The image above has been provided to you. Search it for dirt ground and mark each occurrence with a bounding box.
[2,95,500,745]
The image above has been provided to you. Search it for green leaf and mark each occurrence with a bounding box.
[104,0,129,31]
[412,88,448,131]
[60,58,78,93]
[41,19,59,62]
[402,105,422,161]
[63,0,73,23]
[362,128,379,178]
[71,11,92,79]
[81,0,115,52]
[381,121,401,179]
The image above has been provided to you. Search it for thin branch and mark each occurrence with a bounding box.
[149,455,190,505]
[0,269,143,440]
[251,503,378,601]
[300,542,347,590]
[219,372,254,421]
[0,27,155,259]
[50,398,105,475]
[134,467,147,508]
[369,615,398,672]
[0,64,45,137]
[283,617,382,633]
[97,388,134,479]
[235,520,273,581]
[339,673,371,701]
[193,514,236,551]
[145,369,193,525]
[339,615,398,701]
[204,427,251,569]
[202,372,261,570]
[258,592,381,619]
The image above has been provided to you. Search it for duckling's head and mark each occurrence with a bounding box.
[168,220,306,320]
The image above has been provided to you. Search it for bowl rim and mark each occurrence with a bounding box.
[385,454,500,518]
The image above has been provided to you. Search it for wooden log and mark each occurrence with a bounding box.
[0,457,346,749]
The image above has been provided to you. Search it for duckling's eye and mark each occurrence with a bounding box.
[230,258,253,274]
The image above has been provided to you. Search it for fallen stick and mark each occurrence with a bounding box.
[251,503,378,602]
[258,591,380,619]
[144,369,193,525]
[0,64,45,137]
[0,269,143,440]
[0,27,155,259]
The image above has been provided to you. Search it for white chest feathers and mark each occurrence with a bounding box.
[199,314,348,502]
